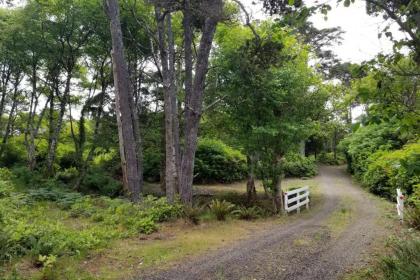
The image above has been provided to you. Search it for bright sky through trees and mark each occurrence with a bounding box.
[242,0,406,63]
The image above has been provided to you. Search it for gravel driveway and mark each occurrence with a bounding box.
[136,165,385,280]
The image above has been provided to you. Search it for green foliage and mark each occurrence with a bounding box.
[0,143,25,168]
[55,167,79,184]
[379,237,420,280]
[363,141,420,200]
[0,181,13,198]
[0,170,181,267]
[317,152,345,165]
[143,148,162,182]
[209,199,235,221]
[0,167,14,181]
[81,168,122,197]
[408,184,420,208]
[283,153,318,178]
[339,122,403,178]
[405,207,420,230]
[182,206,205,225]
[232,206,263,220]
[194,139,247,184]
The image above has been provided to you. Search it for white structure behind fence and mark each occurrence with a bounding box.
[284,186,310,213]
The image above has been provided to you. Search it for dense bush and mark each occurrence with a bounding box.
[194,139,247,183]
[81,168,122,197]
[0,142,25,168]
[363,141,419,200]
[283,153,317,178]
[339,122,403,178]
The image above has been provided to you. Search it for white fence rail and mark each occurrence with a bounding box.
[396,188,404,222]
[284,186,310,213]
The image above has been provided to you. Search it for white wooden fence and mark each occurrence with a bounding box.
[396,188,404,222]
[284,186,310,213]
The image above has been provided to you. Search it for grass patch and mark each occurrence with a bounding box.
[325,196,354,237]
[52,218,285,279]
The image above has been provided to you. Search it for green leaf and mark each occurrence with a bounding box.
[288,0,295,5]
[344,0,351,7]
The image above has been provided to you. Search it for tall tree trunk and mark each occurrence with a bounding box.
[25,63,38,170]
[0,76,20,156]
[155,7,177,203]
[46,71,72,175]
[105,0,142,202]
[0,69,11,133]
[333,127,337,161]
[246,155,257,203]
[272,155,284,214]
[74,80,107,191]
[160,113,166,194]
[179,15,219,205]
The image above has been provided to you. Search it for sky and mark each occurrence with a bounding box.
[240,0,406,64]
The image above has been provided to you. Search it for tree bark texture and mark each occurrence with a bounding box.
[105,0,142,202]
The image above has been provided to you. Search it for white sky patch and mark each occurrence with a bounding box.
[241,0,406,63]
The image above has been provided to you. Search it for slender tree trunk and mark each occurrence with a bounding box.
[155,7,177,203]
[0,70,11,133]
[160,113,166,194]
[74,80,107,190]
[25,63,38,170]
[272,155,284,214]
[246,155,257,203]
[0,77,20,156]
[105,0,142,202]
[333,128,337,161]
[46,71,72,175]
[179,15,219,205]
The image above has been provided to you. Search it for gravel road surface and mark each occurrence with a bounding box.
[137,165,384,280]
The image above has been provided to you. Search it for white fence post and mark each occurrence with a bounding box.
[284,186,310,214]
[396,188,404,222]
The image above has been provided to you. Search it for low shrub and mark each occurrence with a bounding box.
[11,166,43,186]
[283,153,317,178]
[405,207,420,230]
[182,205,205,225]
[380,237,420,280]
[209,199,235,221]
[55,167,78,184]
[132,217,157,234]
[0,168,14,181]
[0,171,181,265]
[81,168,122,197]
[0,143,25,167]
[194,139,247,184]
[233,206,263,220]
[0,181,13,198]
